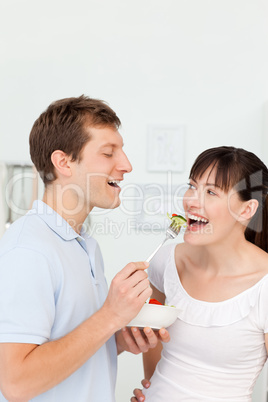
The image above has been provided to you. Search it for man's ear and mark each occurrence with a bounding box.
[238,199,259,223]
[51,150,72,178]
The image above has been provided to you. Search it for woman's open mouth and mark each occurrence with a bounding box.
[188,213,209,229]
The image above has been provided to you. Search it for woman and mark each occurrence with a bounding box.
[132,146,268,402]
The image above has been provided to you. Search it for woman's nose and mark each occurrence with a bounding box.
[184,188,203,209]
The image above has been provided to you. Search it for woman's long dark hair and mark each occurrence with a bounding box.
[189,146,268,252]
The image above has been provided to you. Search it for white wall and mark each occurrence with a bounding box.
[1,1,268,401]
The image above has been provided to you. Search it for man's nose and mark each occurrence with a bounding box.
[118,151,132,173]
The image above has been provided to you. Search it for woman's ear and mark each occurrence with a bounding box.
[238,199,259,223]
[51,150,72,178]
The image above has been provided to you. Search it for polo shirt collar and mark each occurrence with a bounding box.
[30,200,85,243]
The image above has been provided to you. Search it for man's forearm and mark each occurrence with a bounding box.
[0,260,152,401]
[0,306,119,402]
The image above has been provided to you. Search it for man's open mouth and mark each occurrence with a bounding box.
[108,180,120,188]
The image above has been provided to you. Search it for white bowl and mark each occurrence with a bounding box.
[127,303,180,330]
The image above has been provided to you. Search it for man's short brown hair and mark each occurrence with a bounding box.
[29,95,121,184]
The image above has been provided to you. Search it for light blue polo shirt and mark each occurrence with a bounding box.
[0,200,117,402]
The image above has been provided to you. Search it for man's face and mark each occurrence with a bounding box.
[70,125,132,212]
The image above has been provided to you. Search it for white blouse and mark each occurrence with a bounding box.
[143,243,268,402]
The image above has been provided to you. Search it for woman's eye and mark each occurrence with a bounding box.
[104,153,113,157]
[187,183,196,190]
[207,190,216,196]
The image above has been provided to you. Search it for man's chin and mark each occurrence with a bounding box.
[99,197,121,210]
[109,198,121,209]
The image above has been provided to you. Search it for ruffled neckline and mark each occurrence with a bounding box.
[165,243,268,327]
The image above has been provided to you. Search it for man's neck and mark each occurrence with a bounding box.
[42,185,90,234]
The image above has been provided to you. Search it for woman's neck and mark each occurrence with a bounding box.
[193,237,253,276]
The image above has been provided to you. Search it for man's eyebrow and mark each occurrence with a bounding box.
[99,143,116,148]
[100,140,124,147]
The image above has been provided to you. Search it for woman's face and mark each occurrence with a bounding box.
[183,167,246,246]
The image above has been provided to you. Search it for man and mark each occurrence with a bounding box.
[0,95,169,401]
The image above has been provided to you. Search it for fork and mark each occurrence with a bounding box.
[146,222,183,263]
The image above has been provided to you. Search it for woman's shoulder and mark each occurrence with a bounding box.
[246,241,268,277]
[258,253,268,276]
[150,242,177,268]
[148,243,177,292]
[174,241,191,254]
[163,242,195,270]
[174,242,199,266]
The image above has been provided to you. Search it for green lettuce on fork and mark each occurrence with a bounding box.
[167,212,187,230]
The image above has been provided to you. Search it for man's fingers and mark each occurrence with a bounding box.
[116,261,149,280]
[123,270,149,290]
[131,279,152,299]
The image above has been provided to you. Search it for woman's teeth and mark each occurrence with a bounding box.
[188,213,209,225]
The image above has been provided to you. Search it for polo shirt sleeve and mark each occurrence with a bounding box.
[0,247,56,344]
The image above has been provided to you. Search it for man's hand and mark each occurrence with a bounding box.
[130,379,150,402]
[117,326,170,355]
[102,262,152,330]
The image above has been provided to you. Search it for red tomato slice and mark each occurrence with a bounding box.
[148,298,163,305]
